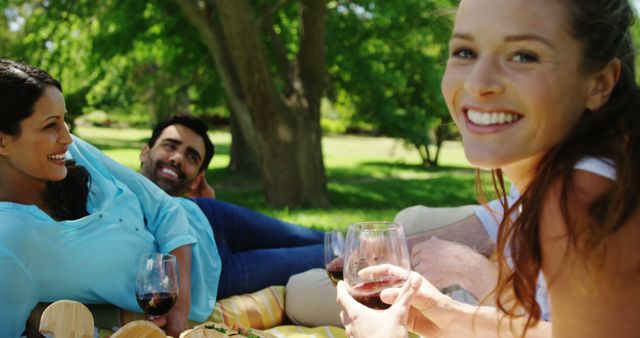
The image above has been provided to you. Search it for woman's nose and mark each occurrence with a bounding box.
[463,57,504,97]
[59,122,73,145]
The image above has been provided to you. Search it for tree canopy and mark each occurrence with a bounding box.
[2,0,468,206]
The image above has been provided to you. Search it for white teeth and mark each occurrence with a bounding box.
[467,109,520,126]
[161,168,178,178]
[48,154,65,160]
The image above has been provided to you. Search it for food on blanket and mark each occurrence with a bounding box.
[179,322,276,338]
[110,320,166,338]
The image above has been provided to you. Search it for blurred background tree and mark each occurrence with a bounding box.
[326,0,455,167]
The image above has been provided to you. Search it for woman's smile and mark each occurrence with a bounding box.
[462,107,523,134]
[47,151,67,165]
[441,0,595,180]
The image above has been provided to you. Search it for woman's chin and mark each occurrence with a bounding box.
[464,151,504,170]
[49,169,68,182]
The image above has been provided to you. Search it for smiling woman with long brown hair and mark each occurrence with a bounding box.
[337,0,640,337]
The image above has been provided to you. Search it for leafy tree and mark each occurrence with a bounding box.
[2,0,331,207]
[2,0,469,206]
[327,0,456,167]
[1,0,225,127]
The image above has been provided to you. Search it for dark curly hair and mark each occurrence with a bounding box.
[147,114,216,172]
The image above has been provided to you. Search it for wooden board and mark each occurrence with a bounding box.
[39,300,94,338]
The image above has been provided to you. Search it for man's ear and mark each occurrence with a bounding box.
[139,145,150,164]
[189,171,205,191]
[586,58,621,111]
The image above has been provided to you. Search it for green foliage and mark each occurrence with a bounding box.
[632,15,640,83]
[326,0,457,166]
[2,0,461,166]
[2,0,225,126]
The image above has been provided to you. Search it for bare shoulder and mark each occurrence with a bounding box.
[539,170,640,337]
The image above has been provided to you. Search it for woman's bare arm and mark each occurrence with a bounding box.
[407,213,495,256]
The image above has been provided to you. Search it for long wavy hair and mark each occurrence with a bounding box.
[0,59,90,220]
[485,0,640,334]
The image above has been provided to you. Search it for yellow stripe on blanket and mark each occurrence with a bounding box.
[266,325,347,338]
[210,285,285,330]
[118,286,286,331]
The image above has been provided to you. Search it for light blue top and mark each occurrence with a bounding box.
[0,136,220,337]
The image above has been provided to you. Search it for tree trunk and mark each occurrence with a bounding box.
[175,0,330,207]
[228,109,259,177]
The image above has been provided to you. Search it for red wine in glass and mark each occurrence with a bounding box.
[326,257,344,286]
[350,278,406,309]
[136,291,177,317]
[136,253,179,319]
[344,221,411,309]
[324,231,346,286]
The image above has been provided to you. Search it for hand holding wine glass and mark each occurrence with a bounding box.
[324,230,346,286]
[343,221,411,310]
[136,253,179,320]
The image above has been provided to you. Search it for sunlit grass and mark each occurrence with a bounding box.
[75,126,477,229]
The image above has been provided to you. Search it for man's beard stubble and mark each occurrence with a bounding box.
[142,160,190,197]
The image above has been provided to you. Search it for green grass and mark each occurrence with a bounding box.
[75,126,477,230]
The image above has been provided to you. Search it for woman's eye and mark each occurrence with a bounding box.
[512,52,539,63]
[451,48,476,59]
[45,123,57,130]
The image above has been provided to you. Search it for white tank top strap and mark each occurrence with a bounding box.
[574,157,616,181]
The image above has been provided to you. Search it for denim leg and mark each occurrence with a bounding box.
[193,198,324,250]
[216,243,324,299]
[192,198,325,298]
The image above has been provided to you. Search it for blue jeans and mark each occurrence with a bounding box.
[193,198,324,299]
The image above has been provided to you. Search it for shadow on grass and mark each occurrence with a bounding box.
[328,162,474,181]
[211,143,230,156]
[213,166,477,211]
[362,161,472,172]
[328,175,477,209]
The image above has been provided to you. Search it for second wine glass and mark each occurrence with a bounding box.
[135,253,179,319]
[324,230,346,286]
[343,221,411,310]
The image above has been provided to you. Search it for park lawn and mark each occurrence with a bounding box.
[75,126,478,231]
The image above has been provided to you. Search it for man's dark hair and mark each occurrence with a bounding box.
[148,114,215,172]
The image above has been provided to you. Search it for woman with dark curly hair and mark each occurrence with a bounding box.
[0,59,219,337]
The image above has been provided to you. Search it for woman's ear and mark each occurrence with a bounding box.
[586,58,621,111]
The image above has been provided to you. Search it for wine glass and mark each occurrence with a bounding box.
[324,230,346,286]
[135,253,179,319]
[343,221,411,310]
